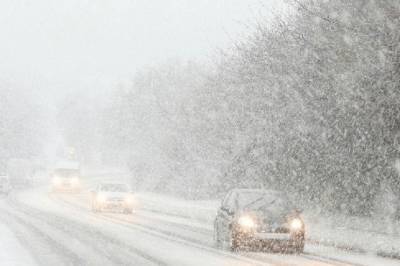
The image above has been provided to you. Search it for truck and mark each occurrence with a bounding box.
[51,161,82,193]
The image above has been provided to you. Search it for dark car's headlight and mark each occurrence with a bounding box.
[238,215,256,228]
[290,218,303,231]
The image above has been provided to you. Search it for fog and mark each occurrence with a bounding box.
[0,0,282,96]
[1,1,400,265]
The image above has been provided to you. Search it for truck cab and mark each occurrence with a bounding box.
[51,161,81,193]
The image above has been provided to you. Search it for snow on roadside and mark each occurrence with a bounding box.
[0,220,38,266]
[304,213,400,259]
[305,244,400,266]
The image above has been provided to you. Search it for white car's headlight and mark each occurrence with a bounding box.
[52,177,61,186]
[97,194,107,203]
[238,215,256,228]
[71,177,80,186]
[290,218,303,230]
[125,195,135,204]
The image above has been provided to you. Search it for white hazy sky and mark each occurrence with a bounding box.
[0,0,284,97]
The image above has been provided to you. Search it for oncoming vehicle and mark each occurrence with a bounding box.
[214,189,305,253]
[91,183,135,214]
[0,175,12,195]
[51,161,81,193]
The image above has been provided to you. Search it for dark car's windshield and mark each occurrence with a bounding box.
[100,184,129,192]
[238,191,292,211]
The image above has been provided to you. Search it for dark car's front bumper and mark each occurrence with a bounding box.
[233,229,304,250]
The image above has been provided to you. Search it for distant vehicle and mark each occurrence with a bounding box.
[0,175,12,195]
[91,182,135,214]
[51,161,81,193]
[214,189,305,253]
[7,159,35,188]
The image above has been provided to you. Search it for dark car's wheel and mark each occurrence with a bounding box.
[213,221,222,249]
[214,229,222,248]
[224,230,239,252]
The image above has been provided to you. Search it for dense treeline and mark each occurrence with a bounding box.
[62,0,400,216]
[0,84,47,170]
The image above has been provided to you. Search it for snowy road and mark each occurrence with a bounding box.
[0,187,399,266]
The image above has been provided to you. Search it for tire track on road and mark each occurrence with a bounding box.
[52,193,354,266]
[7,194,166,266]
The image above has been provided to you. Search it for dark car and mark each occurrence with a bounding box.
[214,189,305,253]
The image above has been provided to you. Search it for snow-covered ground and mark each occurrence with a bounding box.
[1,182,399,266]
[306,212,400,258]
[0,214,37,266]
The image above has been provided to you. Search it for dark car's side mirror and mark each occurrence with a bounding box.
[221,206,235,216]
[295,208,303,214]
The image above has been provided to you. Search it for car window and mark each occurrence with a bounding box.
[221,191,232,209]
[222,191,237,211]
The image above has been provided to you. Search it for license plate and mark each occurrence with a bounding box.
[255,233,291,240]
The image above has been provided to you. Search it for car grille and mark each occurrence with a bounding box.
[258,218,289,233]
[274,227,290,233]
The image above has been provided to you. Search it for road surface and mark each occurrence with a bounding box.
[0,185,398,266]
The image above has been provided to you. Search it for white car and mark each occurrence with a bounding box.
[91,182,135,214]
[0,175,12,195]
